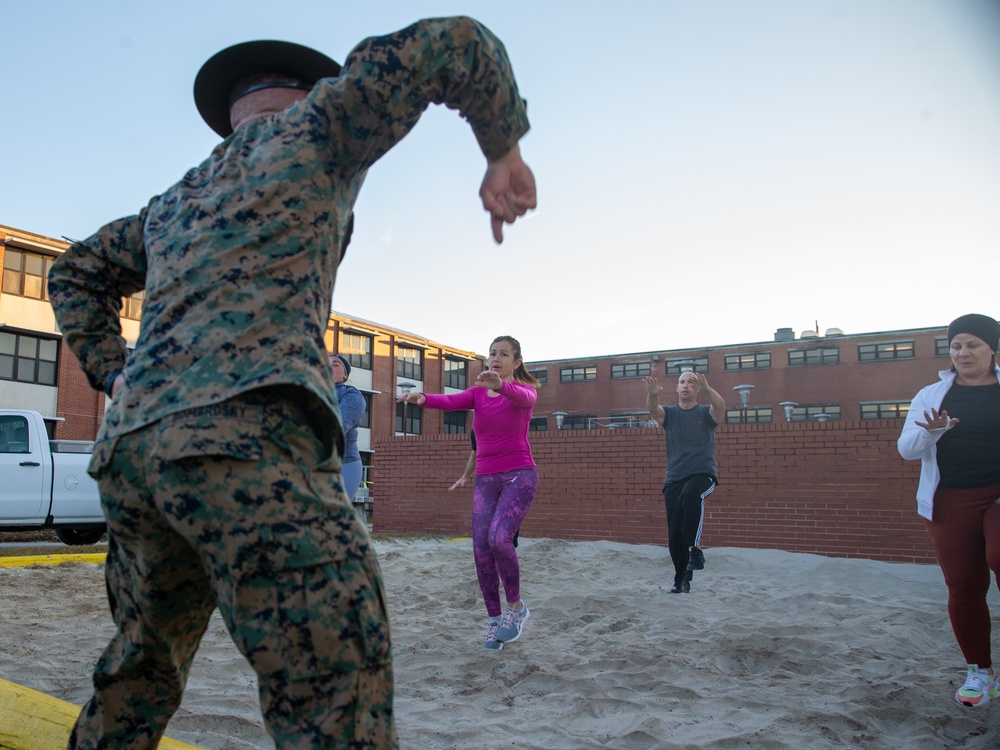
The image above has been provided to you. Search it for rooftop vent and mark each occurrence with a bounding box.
[825,327,844,337]
[800,330,818,338]
[774,327,795,342]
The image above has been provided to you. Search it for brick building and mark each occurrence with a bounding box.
[523,324,958,433]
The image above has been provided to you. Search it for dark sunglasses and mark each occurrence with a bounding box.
[229,81,313,106]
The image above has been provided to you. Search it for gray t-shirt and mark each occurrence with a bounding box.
[662,403,718,484]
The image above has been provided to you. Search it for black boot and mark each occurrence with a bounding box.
[668,570,692,594]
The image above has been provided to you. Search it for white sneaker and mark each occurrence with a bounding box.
[495,603,530,643]
[955,664,999,707]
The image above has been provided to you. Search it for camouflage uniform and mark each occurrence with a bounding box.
[48,16,529,750]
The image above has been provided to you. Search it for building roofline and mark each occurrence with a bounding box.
[524,325,949,366]
[329,310,483,360]
[0,225,70,253]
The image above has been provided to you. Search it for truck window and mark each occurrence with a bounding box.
[0,414,29,453]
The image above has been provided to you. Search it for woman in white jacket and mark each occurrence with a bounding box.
[898,313,1000,708]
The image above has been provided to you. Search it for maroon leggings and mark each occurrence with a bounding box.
[926,482,1000,669]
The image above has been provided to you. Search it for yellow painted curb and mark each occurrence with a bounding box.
[0,554,105,569]
[0,678,203,750]
[447,537,471,543]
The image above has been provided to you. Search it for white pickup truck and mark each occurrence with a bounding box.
[0,409,106,545]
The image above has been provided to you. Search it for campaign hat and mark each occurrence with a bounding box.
[194,40,341,138]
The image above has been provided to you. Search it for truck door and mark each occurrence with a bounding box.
[0,414,46,520]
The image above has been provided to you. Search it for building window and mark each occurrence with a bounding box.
[396,401,422,434]
[560,365,597,383]
[396,346,423,380]
[0,414,30,453]
[611,361,652,379]
[858,341,914,362]
[0,332,58,385]
[788,347,839,367]
[783,404,842,422]
[530,416,548,431]
[444,358,467,390]
[443,411,468,434]
[360,393,372,429]
[528,369,548,384]
[724,352,771,371]
[860,401,910,419]
[560,414,597,430]
[3,249,55,300]
[359,453,371,493]
[935,337,949,357]
[121,290,144,321]
[725,406,773,424]
[342,333,373,371]
[665,357,709,375]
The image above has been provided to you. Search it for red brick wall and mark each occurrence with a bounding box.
[54,340,105,440]
[372,419,936,564]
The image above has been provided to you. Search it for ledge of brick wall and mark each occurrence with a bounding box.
[371,420,934,564]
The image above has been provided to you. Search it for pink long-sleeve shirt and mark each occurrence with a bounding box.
[422,380,537,475]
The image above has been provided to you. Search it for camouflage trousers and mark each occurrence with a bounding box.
[70,389,396,750]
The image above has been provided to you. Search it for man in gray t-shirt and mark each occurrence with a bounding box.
[643,372,725,593]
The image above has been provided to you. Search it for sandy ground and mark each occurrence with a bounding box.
[2,537,1000,749]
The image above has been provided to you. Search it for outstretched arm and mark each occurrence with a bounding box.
[403,388,477,412]
[321,16,533,244]
[642,377,665,427]
[898,387,953,460]
[691,374,726,425]
[397,391,427,406]
[474,372,537,407]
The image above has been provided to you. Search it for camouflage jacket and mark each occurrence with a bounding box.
[48,16,529,457]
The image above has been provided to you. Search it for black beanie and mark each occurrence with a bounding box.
[947,314,1000,353]
[329,353,352,379]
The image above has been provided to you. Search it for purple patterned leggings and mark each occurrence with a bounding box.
[472,467,538,617]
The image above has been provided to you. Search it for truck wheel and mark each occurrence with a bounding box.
[55,528,106,546]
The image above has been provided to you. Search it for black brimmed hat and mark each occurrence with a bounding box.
[194,40,341,138]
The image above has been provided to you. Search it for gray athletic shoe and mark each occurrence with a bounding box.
[482,619,504,650]
[496,603,530,643]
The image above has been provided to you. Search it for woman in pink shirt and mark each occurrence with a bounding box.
[398,335,540,650]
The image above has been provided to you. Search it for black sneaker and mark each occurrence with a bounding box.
[687,546,705,571]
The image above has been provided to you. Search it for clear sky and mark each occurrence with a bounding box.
[3,1,999,361]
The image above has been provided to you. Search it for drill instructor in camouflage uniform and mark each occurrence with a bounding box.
[48,16,535,750]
